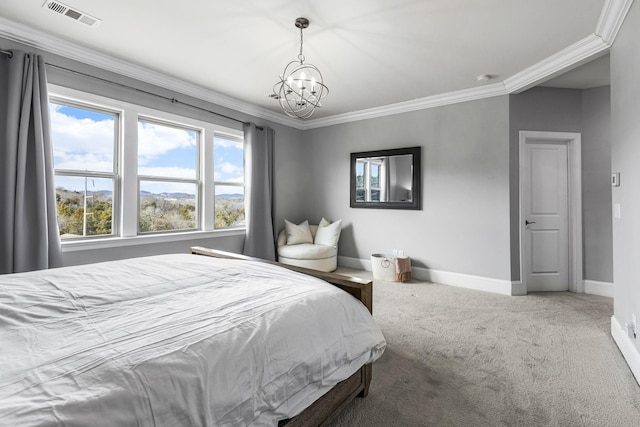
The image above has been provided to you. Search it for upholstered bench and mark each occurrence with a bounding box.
[277,219,342,272]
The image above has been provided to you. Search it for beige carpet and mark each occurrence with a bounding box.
[329,270,640,427]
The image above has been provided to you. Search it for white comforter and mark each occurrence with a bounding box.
[0,254,386,426]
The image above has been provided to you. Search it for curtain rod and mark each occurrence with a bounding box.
[45,63,261,130]
[1,48,13,57]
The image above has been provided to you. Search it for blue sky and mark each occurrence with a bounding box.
[50,103,243,195]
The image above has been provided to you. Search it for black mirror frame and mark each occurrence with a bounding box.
[350,146,421,210]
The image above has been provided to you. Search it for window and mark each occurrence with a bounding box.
[138,119,199,233]
[48,86,244,246]
[213,134,245,228]
[50,101,118,240]
[370,161,382,201]
[355,158,384,202]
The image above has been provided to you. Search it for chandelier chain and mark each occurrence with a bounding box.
[298,26,305,63]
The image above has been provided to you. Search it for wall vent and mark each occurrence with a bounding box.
[43,1,101,28]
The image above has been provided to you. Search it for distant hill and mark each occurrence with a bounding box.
[216,193,243,199]
[140,191,194,200]
[92,190,113,198]
[57,187,112,199]
[58,187,242,200]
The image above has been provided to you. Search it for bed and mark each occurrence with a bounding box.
[0,247,385,426]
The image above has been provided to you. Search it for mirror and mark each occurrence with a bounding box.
[350,146,421,210]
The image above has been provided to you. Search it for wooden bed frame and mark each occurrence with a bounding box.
[190,246,374,426]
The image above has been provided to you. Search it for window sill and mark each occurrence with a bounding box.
[61,229,246,252]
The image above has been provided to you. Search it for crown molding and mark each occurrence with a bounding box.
[596,0,635,43]
[300,82,507,130]
[308,0,632,128]
[503,34,610,94]
[0,17,305,130]
[0,0,633,131]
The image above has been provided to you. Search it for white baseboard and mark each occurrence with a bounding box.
[510,281,527,296]
[338,256,522,296]
[584,280,614,298]
[611,315,640,387]
[339,257,615,298]
[415,266,521,296]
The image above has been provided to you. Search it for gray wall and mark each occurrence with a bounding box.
[581,86,613,283]
[302,97,512,281]
[611,0,640,356]
[508,86,612,283]
[299,85,612,286]
[0,37,614,288]
[0,37,306,267]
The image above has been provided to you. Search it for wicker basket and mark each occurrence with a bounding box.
[370,254,411,282]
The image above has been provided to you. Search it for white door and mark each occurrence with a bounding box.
[522,142,569,292]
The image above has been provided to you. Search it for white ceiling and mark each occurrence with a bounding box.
[540,53,610,89]
[0,0,616,125]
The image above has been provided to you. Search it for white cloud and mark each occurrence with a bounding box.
[50,106,200,173]
[219,162,240,174]
[215,136,242,150]
[50,105,114,171]
[54,153,113,172]
[138,121,196,164]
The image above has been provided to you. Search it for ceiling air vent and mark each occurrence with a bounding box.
[43,1,101,28]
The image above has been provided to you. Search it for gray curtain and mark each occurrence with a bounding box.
[0,50,61,274]
[242,122,276,260]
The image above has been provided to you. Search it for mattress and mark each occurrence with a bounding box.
[0,254,386,426]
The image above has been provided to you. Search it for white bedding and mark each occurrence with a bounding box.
[0,254,386,426]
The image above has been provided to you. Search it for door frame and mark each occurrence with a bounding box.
[519,131,583,293]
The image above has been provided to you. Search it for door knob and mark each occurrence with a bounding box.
[525,220,536,226]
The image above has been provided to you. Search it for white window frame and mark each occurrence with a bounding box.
[356,158,384,202]
[49,85,245,252]
[49,97,121,239]
[369,160,383,201]
[136,116,202,234]
[213,132,245,230]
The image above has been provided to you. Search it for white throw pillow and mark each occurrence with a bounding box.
[284,219,313,245]
[314,219,342,247]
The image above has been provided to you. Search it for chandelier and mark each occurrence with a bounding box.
[271,17,328,119]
